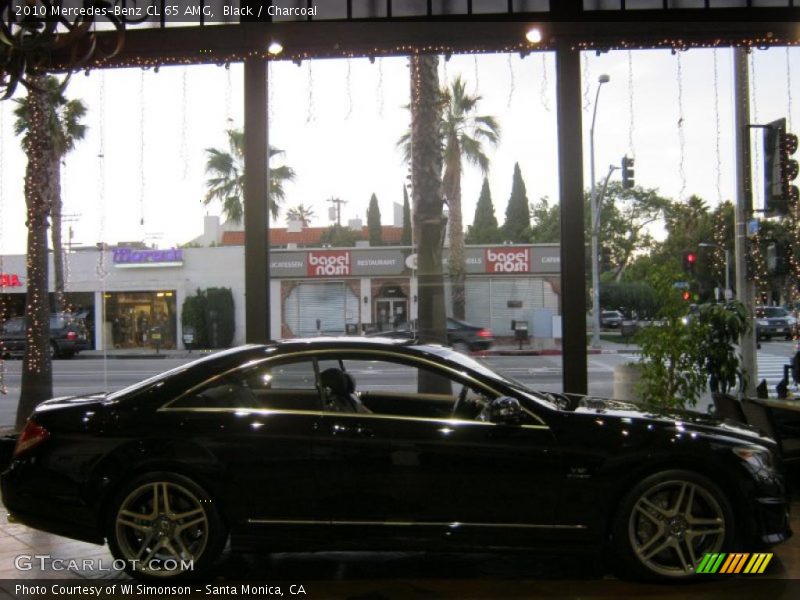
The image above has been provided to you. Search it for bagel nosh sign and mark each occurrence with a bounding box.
[485,248,531,273]
[307,250,351,276]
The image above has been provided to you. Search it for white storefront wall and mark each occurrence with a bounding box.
[0,243,562,347]
[0,247,248,349]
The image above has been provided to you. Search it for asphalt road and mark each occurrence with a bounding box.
[0,341,796,429]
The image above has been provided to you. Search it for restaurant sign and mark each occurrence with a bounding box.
[0,273,22,287]
[113,248,184,268]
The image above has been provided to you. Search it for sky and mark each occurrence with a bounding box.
[0,45,798,254]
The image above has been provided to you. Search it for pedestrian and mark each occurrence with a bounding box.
[791,344,800,389]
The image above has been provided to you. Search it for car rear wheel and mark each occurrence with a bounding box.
[612,470,733,580]
[49,342,58,360]
[107,472,227,580]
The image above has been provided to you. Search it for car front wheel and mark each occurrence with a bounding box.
[107,472,227,580]
[612,470,733,580]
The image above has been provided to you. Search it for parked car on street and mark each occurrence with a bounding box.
[367,317,494,352]
[2,338,790,581]
[600,310,625,329]
[755,306,795,341]
[1,313,91,359]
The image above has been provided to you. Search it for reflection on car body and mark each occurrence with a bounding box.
[0,338,791,581]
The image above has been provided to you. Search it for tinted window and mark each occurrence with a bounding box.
[764,307,788,318]
[170,358,320,411]
[328,357,494,420]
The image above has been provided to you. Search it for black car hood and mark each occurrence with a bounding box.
[35,393,107,412]
[569,395,773,446]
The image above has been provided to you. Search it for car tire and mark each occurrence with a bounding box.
[106,472,227,581]
[611,469,734,581]
[49,342,59,360]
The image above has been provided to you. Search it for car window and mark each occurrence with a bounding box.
[764,307,787,318]
[169,358,320,411]
[327,357,495,421]
[2,318,24,334]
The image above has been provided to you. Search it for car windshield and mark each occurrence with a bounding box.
[762,307,789,318]
[420,345,561,409]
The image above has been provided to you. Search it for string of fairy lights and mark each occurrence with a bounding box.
[539,53,550,112]
[506,54,515,108]
[377,57,384,117]
[676,51,687,200]
[711,49,726,280]
[0,102,6,394]
[96,71,109,388]
[582,52,591,112]
[627,51,635,157]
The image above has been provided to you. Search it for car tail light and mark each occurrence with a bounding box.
[66,331,77,340]
[13,420,50,458]
[477,328,493,338]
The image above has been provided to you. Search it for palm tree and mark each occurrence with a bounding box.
[286,204,315,227]
[203,128,295,224]
[409,54,449,393]
[399,76,500,319]
[14,76,87,314]
[13,74,57,429]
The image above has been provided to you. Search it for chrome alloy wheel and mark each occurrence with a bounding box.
[628,479,726,577]
[115,481,209,577]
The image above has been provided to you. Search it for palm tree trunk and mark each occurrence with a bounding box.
[410,54,450,394]
[410,54,446,345]
[444,149,466,320]
[50,154,65,313]
[18,75,54,431]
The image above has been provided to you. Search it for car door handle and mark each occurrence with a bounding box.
[330,423,374,438]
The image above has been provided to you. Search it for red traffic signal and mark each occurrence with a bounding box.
[682,251,697,274]
[682,290,691,301]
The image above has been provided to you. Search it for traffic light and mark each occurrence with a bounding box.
[682,251,697,274]
[621,155,635,189]
[764,118,799,216]
[682,290,691,302]
[766,240,789,275]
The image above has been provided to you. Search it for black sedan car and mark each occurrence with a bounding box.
[368,318,494,352]
[1,338,791,581]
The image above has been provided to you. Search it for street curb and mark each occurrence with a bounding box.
[474,348,640,357]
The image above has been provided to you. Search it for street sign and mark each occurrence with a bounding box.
[747,219,759,236]
[673,281,689,289]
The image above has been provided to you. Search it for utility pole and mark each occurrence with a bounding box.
[733,47,757,397]
[327,197,347,226]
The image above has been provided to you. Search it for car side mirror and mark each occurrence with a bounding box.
[489,396,526,425]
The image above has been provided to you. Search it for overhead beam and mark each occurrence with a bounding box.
[55,19,800,71]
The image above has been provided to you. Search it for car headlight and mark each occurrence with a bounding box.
[732,445,775,471]
[756,319,769,326]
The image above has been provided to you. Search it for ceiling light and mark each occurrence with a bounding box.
[268,41,283,56]
[525,28,542,44]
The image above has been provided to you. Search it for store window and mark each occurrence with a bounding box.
[104,291,177,349]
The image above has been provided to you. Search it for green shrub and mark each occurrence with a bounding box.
[206,287,235,348]
[181,289,208,348]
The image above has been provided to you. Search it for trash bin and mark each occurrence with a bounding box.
[620,320,639,339]
[512,320,529,349]
[182,326,196,351]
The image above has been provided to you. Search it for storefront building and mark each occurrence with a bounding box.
[0,243,561,349]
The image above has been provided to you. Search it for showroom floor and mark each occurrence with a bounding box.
[0,498,796,599]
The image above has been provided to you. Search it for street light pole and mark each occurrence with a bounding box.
[590,74,610,349]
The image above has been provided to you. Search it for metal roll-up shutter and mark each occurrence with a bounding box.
[465,278,491,329]
[490,278,543,336]
[285,282,352,336]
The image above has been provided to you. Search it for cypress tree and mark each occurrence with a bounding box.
[502,163,531,243]
[367,193,382,246]
[466,177,499,244]
[401,185,412,245]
